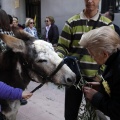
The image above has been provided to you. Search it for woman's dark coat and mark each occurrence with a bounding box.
[91,50,120,120]
[47,24,59,45]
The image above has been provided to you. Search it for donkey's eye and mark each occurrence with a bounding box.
[37,59,47,63]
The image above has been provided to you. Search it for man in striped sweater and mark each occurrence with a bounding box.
[56,0,114,120]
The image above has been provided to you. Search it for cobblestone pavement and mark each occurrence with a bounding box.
[16,81,65,120]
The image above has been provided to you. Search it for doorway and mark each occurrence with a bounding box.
[25,0,41,38]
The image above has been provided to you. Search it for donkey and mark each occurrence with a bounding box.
[0,29,76,120]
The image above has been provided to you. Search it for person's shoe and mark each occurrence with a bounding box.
[20,99,28,105]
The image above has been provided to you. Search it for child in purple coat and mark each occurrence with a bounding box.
[0,81,33,119]
[0,81,33,100]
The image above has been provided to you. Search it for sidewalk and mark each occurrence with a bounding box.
[16,81,110,120]
[16,82,65,120]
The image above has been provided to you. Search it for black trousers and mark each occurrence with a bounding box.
[64,77,93,120]
[64,86,83,120]
[0,113,5,120]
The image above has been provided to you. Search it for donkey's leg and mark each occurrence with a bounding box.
[2,100,20,120]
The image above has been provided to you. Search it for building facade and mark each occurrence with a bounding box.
[1,0,26,25]
[1,0,120,37]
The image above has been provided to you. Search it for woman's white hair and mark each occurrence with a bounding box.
[79,26,120,54]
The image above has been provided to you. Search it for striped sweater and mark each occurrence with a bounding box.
[57,11,114,78]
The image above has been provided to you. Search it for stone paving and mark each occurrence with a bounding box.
[16,81,65,120]
[16,81,110,120]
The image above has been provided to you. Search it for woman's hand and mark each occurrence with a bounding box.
[83,86,98,101]
[86,82,100,91]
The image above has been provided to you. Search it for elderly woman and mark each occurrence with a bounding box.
[24,18,38,38]
[12,17,24,29]
[79,26,120,120]
[44,16,59,46]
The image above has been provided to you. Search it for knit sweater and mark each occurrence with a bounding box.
[57,11,114,78]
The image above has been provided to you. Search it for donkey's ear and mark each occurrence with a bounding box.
[12,26,36,41]
[0,34,26,53]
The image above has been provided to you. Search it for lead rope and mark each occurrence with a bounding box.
[74,59,87,89]
[72,59,97,120]
[30,83,45,93]
[30,59,65,93]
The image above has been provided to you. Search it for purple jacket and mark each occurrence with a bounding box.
[0,81,22,100]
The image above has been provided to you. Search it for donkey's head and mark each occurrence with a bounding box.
[0,34,76,86]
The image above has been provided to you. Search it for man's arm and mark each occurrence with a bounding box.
[56,21,72,58]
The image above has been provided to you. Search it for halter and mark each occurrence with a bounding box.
[62,56,87,90]
[20,55,86,93]
[30,56,86,93]
[20,55,65,93]
[30,59,65,93]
